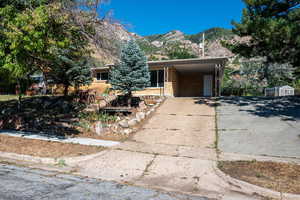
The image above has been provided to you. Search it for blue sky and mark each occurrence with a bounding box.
[100,0,245,36]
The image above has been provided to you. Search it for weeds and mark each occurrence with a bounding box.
[79,112,117,123]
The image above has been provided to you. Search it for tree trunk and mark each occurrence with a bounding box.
[64,85,69,97]
[127,91,132,108]
[16,80,22,111]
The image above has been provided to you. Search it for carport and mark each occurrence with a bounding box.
[148,57,228,97]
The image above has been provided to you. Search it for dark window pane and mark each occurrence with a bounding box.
[158,70,164,87]
[96,73,101,80]
[150,71,157,87]
[101,72,109,80]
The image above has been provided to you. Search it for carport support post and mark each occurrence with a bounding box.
[214,64,218,97]
[214,64,221,97]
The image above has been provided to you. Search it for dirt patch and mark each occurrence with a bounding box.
[0,135,104,158]
[218,161,300,194]
[76,131,128,141]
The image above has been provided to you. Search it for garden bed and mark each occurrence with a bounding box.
[75,95,165,140]
[0,95,164,141]
[218,161,300,194]
[0,135,104,158]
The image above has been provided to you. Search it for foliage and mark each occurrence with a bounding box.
[166,42,197,60]
[144,33,165,42]
[109,40,150,97]
[136,39,160,55]
[47,49,93,96]
[148,55,160,61]
[222,60,295,96]
[79,111,117,123]
[0,0,99,96]
[187,27,234,44]
[226,0,300,69]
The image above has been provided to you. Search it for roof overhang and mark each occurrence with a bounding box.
[148,57,228,67]
[91,57,229,71]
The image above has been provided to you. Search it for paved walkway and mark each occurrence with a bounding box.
[75,98,256,199]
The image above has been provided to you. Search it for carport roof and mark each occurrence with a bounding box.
[91,57,228,70]
[148,57,228,67]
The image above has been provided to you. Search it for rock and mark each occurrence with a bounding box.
[122,128,132,135]
[99,101,107,108]
[138,101,147,110]
[0,120,3,129]
[61,101,70,112]
[94,121,103,136]
[136,112,145,122]
[111,124,119,133]
[43,100,52,108]
[119,120,129,128]
[128,118,138,127]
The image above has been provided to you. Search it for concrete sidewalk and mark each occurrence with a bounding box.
[0,130,120,147]
[74,98,257,199]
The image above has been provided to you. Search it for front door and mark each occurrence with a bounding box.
[203,75,213,97]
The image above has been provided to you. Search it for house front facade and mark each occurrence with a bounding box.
[90,57,228,97]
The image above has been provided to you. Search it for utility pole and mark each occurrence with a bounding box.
[202,32,205,57]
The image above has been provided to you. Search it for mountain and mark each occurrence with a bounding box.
[137,28,236,60]
[91,23,236,64]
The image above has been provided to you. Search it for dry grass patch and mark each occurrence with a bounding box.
[218,160,300,194]
[0,135,104,158]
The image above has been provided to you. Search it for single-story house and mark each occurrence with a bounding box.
[91,57,228,97]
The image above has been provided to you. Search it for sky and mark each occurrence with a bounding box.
[100,0,245,36]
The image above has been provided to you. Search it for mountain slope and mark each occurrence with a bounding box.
[138,27,236,60]
[186,28,234,44]
[91,24,236,64]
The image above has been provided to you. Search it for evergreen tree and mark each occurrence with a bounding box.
[225,0,300,69]
[109,40,150,106]
[47,48,92,96]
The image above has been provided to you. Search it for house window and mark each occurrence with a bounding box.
[96,72,109,81]
[150,70,164,87]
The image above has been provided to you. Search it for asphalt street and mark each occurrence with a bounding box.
[0,163,210,200]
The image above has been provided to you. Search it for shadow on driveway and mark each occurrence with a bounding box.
[218,96,300,121]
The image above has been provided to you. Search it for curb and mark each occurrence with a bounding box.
[213,164,300,200]
[0,150,109,167]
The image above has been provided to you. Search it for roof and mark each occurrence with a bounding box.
[91,57,229,70]
[148,57,228,66]
[279,85,294,89]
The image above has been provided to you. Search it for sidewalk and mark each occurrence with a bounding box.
[0,130,120,147]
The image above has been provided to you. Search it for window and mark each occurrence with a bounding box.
[96,72,109,81]
[150,70,164,87]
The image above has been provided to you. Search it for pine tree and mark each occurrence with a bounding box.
[109,40,150,106]
[48,48,92,96]
[225,0,300,69]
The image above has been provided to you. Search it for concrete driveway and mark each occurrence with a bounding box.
[75,98,241,199]
[217,97,300,159]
